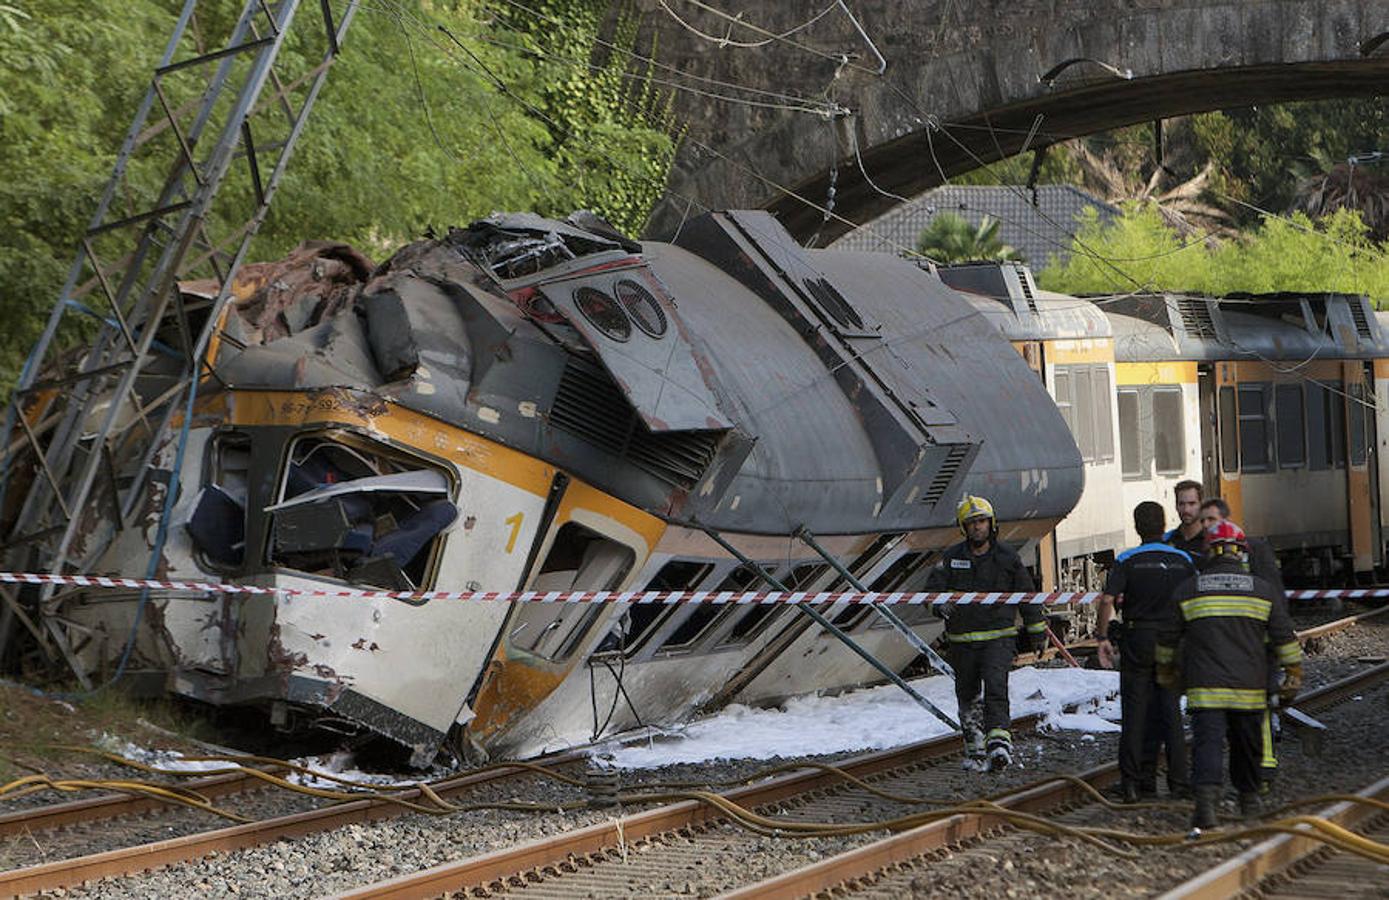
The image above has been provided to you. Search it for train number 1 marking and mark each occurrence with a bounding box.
[504,513,524,554]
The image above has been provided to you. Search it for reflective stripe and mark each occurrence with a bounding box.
[947,626,1019,643]
[1024,620,1047,634]
[1261,711,1277,769]
[1186,687,1268,710]
[1180,595,1272,622]
[1274,641,1303,664]
[986,728,1012,744]
[1155,645,1176,664]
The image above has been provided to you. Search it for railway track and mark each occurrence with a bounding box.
[0,751,590,897]
[326,662,1389,899]
[1,608,1382,897]
[1160,772,1389,899]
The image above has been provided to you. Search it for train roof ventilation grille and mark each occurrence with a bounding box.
[1350,298,1374,340]
[1177,298,1217,339]
[1013,264,1040,317]
[551,355,721,489]
[922,444,970,507]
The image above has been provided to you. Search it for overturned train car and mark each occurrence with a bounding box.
[6,211,1083,762]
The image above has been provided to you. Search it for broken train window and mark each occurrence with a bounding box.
[509,522,636,662]
[187,431,252,570]
[266,433,457,589]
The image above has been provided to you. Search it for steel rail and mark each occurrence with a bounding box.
[711,662,1389,899]
[0,765,282,837]
[330,714,1047,900]
[1293,603,1389,641]
[0,750,585,897]
[1158,772,1389,899]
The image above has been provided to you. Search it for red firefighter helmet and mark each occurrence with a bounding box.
[1204,520,1248,557]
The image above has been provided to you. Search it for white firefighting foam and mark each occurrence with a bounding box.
[597,666,1121,769]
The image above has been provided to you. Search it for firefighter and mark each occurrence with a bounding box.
[1157,521,1303,830]
[1095,501,1195,803]
[928,495,1046,772]
[1198,496,1285,792]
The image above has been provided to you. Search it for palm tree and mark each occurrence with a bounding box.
[915,213,1021,263]
[1292,160,1389,241]
[1069,143,1233,239]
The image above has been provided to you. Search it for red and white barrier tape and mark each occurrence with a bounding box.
[2,571,1386,606]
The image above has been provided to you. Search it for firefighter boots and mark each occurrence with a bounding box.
[986,729,1013,772]
[1191,785,1220,830]
[1239,791,1262,818]
[961,728,987,772]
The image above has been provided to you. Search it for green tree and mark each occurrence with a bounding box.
[916,213,1020,263]
[1037,202,1389,305]
[0,1,677,394]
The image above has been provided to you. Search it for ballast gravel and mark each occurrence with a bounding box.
[21,615,1389,898]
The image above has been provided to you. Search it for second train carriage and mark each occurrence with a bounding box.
[946,260,1389,586]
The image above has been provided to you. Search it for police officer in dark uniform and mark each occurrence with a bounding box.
[1157,521,1303,830]
[1095,501,1195,803]
[928,495,1046,772]
[1199,496,1285,792]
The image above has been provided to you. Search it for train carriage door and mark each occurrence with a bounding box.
[467,481,663,745]
[1214,363,1244,523]
[1345,361,1376,572]
[1198,364,1220,499]
[1021,340,1058,590]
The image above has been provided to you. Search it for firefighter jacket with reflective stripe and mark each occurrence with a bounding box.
[927,539,1042,642]
[1156,557,1301,711]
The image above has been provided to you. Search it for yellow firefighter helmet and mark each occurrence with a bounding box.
[955,494,995,533]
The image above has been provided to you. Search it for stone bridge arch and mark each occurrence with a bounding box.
[634,1,1389,243]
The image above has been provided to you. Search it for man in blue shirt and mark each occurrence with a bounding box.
[1096,501,1196,802]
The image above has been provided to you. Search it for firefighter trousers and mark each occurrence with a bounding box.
[950,636,1015,737]
[1120,627,1189,791]
[1191,708,1264,793]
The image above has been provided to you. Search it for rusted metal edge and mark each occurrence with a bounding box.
[1295,604,1389,641]
[1156,772,1389,900]
[0,751,584,897]
[715,762,1121,900]
[1294,659,1389,707]
[0,766,291,837]
[328,715,1042,900]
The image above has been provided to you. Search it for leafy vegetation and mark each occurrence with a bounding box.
[915,213,1019,263]
[1037,202,1389,304]
[0,0,675,392]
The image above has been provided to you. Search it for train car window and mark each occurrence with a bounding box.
[1329,381,1346,468]
[265,434,456,589]
[1117,389,1143,478]
[1275,385,1306,469]
[188,432,252,571]
[1349,383,1368,466]
[1307,385,1330,470]
[663,562,774,652]
[1053,368,1075,436]
[1153,388,1185,474]
[1074,367,1097,459]
[512,522,635,661]
[1238,384,1272,472]
[1094,367,1115,461]
[625,560,715,651]
[1219,387,1238,473]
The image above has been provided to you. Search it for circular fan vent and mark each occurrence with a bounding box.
[573,287,631,341]
[615,279,668,337]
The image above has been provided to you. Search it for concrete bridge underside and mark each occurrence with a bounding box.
[633,1,1389,244]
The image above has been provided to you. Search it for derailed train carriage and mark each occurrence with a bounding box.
[3,211,1083,763]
